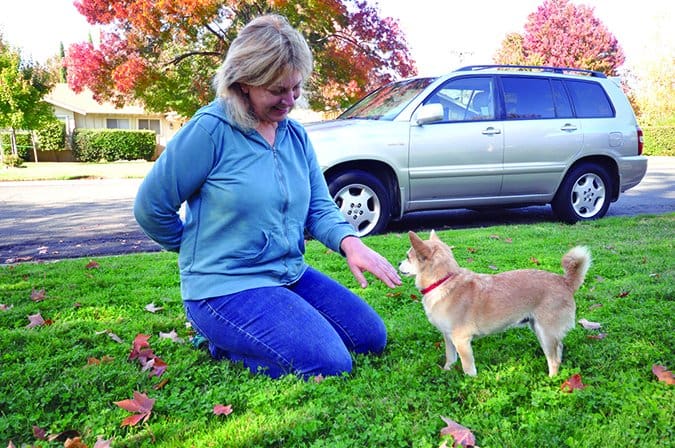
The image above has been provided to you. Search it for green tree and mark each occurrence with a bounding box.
[0,33,55,157]
[66,0,416,117]
[494,0,625,75]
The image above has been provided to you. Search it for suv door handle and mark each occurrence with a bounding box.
[481,127,502,135]
[561,123,578,131]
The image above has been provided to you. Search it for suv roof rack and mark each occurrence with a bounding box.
[455,64,607,78]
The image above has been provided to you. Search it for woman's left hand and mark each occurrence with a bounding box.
[340,236,402,289]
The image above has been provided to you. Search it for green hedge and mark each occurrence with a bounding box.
[643,126,674,157]
[36,120,66,151]
[72,129,156,162]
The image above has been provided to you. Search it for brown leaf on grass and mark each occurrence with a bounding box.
[87,355,115,365]
[386,291,402,298]
[64,437,88,448]
[587,333,607,340]
[616,290,630,298]
[561,373,587,393]
[530,256,540,265]
[96,330,123,343]
[0,303,13,311]
[153,378,169,390]
[488,265,499,271]
[578,318,602,330]
[440,416,476,447]
[33,425,47,440]
[31,288,46,302]
[47,429,80,442]
[129,334,168,377]
[410,293,419,302]
[488,234,500,240]
[26,313,52,329]
[466,247,477,253]
[588,303,603,311]
[114,391,155,427]
[159,330,184,343]
[652,365,675,385]
[144,303,163,313]
[85,260,100,270]
[93,437,113,448]
[213,404,233,416]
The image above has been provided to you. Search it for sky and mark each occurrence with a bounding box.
[0,0,673,76]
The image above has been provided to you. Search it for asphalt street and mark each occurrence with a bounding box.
[1,157,673,264]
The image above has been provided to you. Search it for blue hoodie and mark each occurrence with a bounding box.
[133,99,357,300]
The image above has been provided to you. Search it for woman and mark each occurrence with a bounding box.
[133,14,401,379]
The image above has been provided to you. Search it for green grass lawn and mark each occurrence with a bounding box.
[0,161,153,181]
[1,215,673,447]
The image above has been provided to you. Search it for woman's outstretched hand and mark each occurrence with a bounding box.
[340,236,402,289]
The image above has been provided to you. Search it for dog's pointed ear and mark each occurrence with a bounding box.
[429,229,441,242]
[408,231,431,259]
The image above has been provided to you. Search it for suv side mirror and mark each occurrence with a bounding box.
[415,103,444,125]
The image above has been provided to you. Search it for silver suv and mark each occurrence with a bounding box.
[306,65,648,236]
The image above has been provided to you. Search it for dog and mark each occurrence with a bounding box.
[399,230,591,377]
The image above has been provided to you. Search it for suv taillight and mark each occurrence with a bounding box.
[637,127,644,155]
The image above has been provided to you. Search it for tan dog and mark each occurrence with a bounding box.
[399,230,591,377]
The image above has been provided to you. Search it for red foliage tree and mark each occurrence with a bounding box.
[65,0,416,116]
[494,0,625,75]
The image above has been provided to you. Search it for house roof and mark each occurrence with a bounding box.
[44,83,148,116]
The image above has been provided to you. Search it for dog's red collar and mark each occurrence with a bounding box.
[420,273,454,295]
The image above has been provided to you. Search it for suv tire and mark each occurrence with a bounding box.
[327,170,391,236]
[552,162,612,223]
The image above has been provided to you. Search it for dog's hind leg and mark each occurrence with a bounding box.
[532,322,563,376]
[441,332,457,370]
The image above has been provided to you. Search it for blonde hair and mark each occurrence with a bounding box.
[213,14,313,129]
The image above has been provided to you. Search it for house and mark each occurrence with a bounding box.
[43,83,184,161]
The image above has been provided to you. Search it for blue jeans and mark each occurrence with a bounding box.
[183,267,387,379]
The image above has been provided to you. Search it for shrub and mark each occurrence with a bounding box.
[36,120,66,151]
[642,125,675,157]
[1,154,24,167]
[72,129,156,162]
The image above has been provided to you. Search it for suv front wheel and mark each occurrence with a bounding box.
[327,170,391,237]
[552,162,612,223]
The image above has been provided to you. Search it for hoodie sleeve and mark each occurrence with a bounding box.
[133,118,216,252]
[300,126,358,253]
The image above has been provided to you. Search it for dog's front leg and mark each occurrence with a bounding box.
[452,334,477,376]
[442,332,457,370]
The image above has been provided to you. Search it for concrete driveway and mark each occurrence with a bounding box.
[1,157,673,264]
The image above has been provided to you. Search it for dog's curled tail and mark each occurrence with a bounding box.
[562,246,592,291]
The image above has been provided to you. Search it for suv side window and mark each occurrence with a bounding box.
[424,76,495,122]
[501,76,556,120]
[551,79,574,118]
[564,80,614,118]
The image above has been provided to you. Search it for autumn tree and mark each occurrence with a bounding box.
[494,0,624,75]
[66,0,417,117]
[0,33,55,159]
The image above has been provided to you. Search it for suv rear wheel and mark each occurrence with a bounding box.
[552,162,612,223]
[327,170,391,236]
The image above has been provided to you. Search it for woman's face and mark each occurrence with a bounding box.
[243,71,303,125]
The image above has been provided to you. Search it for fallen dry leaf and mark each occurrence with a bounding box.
[561,373,587,393]
[213,404,233,416]
[530,256,540,265]
[587,333,607,340]
[26,313,46,329]
[31,288,46,302]
[652,365,675,385]
[0,303,13,311]
[86,260,100,269]
[440,416,476,447]
[33,425,47,440]
[159,330,184,343]
[578,318,602,330]
[616,290,630,298]
[144,303,163,313]
[64,437,88,448]
[114,391,155,427]
[93,437,113,448]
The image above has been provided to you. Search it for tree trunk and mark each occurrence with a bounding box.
[10,128,18,156]
[31,131,39,163]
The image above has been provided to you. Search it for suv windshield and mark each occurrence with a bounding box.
[338,78,436,120]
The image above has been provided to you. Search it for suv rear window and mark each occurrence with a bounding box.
[501,77,556,120]
[564,80,614,118]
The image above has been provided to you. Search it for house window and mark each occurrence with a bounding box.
[139,119,161,135]
[106,118,130,129]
